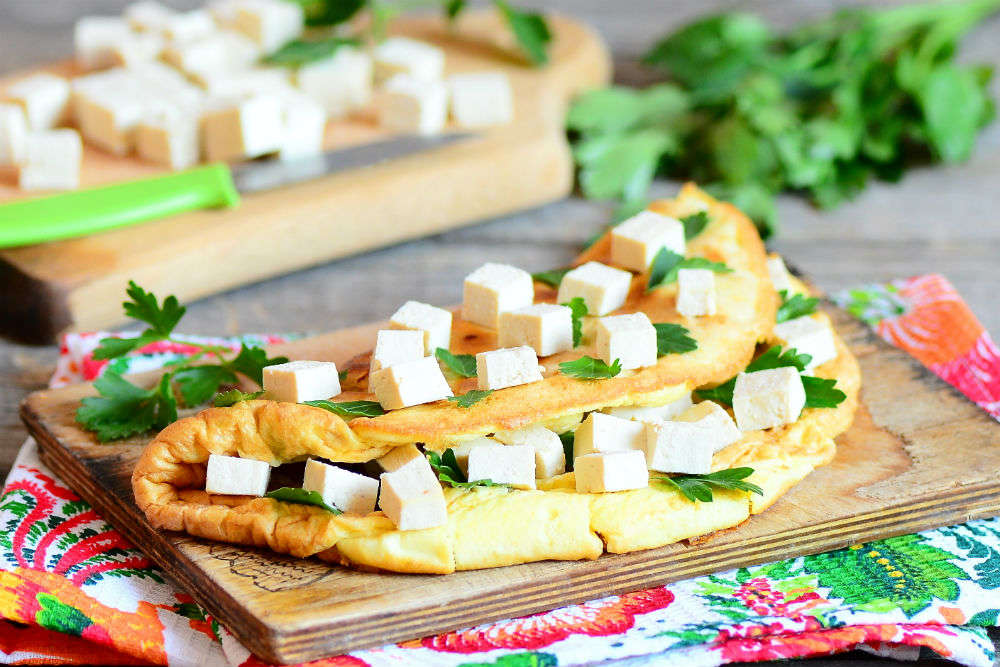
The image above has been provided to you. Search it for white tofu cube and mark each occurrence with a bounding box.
[72,76,149,155]
[476,346,542,391]
[371,356,453,409]
[136,106,200,169]
[296,48,373,118]
[498,304,573,357]
[767,255,793,293]
[18,130,82,191]
[262,360,342,403]
[232,0,304,53]
[6,74,70,130]
[125,1,174,32]
[0,104,28,166]
[208,0,242,25]
[373,37,445,82]
[447,71,513,128]
[675,401,742,452]
[557,261,632,316]
[467,444,536,489]
[575,450,648,493]
[205,453,270,496]
[610,211,686,272]
[377,74,447,136]
[389,300,453,354]
[603,392,693,423]
[378,463,448,531]
[376,444,425,473]
[773,315,837,370]
[74,17,133,70]
[676,268,717,317]
[370,329,426,374]
[594,312,657,370]
[462,262,534,329]
[107,31,165,67]
[201,95,284,161]
[163,10,216,42]
[302,459,378,514]
[162,37,231,75]
[448,436,498,475]
[573,412,645,458]
[494,425,565,478]
[197,68,292,98]
[643,420,714,474]
[277,91,326,161]
[733,367,806,432]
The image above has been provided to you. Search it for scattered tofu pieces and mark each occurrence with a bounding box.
[262,360,342,403]
[0,104,27,166]
[6,74,70,130]
[389,300,453,354]
[377,74,448,136]
[773,315,837,370]
[373,37,445,82]
[277,91,326,161]
[74,16,133,70]
[232,0,304,54]
[676,268,717,317]
[378,460,448,531]
[18,129,82,191]
[603,392,693,423]
[302,459,378,514]
[376,444,425,473]
[205,453,270,496]
[136,105,201,169]
[370,329,426,375]
[767,254,794,293]
[467,443,536,489]
[643,420,714,474]
[573,412,645,458]
[498,303,573,357]
[447,71,513,128]
[449,436,499,475]
[594,312,657,370]
[201,94,284,161]
[476,346,543,391]
[557,261,632,316]
[296,48,373,118]
[610,210,685,272]
[462,262,534,329]
[494,425,566,479]
[675,401,742,452]
[371,356,453,409]
[575,450,649,493]
[732,367,806,432]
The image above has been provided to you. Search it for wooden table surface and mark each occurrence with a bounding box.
[2,1,999,664]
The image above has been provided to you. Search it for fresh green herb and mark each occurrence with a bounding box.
[654,323,698,355]
[532,267,571,287]
[338,369,348,382]
[305,399,386,418]
[77,373,177,442]
[647,248,732,290]
[213,389,264,407]
[561,297,588,347]
[653,467,763,503]
[435,348,477,378]
[493,0,551,65]
[559,356,622,379]
[681,211,709,239]
[802,376,848,408]
[262,36,359,66]
[448,389,493,408]
[695,345,811,404]
[265,487,342,514]
[776,290,819,323]
[559,431,575,472]
[426,449,507,488]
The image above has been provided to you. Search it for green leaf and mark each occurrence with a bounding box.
[695,345,811,405]
[224,344,288,386]
[263,36,360,66]
[305,399,386,417]
[121,280,186,337]
[435,348,477,378]
[265,487,342,514]
[917,63,989,162]
[559,356,621,379]
[802,375,847,408]
[654,323,698,355]
[448,390,493,408]
[567,84,689,136]
[287,0,364,26]
[531,267,570,288]
[561,297,588,347]
[576,128,677,202]
[213,389,264,407]
[426,449,507,488]
[493,0,551,65]
[680,211,709,240]
[776,290,819,323]
[559,431,575,472]
[76,372,177,442]
[653,467,763,503]
[174,365,238,407]
[445,0,466,21]
[648,248,732,290]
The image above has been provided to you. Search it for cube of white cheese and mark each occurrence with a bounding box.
[18,130,83,191]
[302,459,378,514]
[379,463,448,531]
[467,443,536,489]
[610,211,686,272]
[476,346,542,391]
[370,329,426,374]
[447,71,513,128]
[557,261,632,316]
[603,391,693,423]
[575,450,649,493]
[448,436,499,475]
[162,37,231,75]
[74,16,133,70]
[205,453,270,496]
[675,401,742,452]
[163,10,217,42]
[232,0,304,54]
[376,444,425,473]
[371,356,453,410]
[262,360,342,403]
[73,78,149,155]
[767,254,793,294]
[277,91,326,162]
[643,420,714,474]
[377,74,448,136]
[296,48,373,118]
[594,312,657,370]
[773,315,837,370]
[733,367,806,432]
[201,95,284,161]
[389,300,452,354]
[107,31,165,67]
[0,104,27,166]
[136,105,201,169]
[498,303,573,357]
[124,1,175,32]
[573,412,645,458]
[462,262,534,329]
[373,37,445,82]
[676,268,717,317]
[6,74,70,130]
[494,425,565,479]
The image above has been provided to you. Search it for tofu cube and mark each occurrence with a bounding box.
[557,261,632,316]
[302,459,378,514]
[232,0,304,54]
[594,312,657,370]
[767,254,793,293]
[262,360,342,403]
[643,420,714,474]
[296,48,373,118]
[6,74,70,130]
[448,436,498,475]
[377,74,447,136]
[376,444,425,473]
[476,346,542,391]
[447,71,513,128]
[201,95,284,161]
[773,315,837,370]
[733,367,806,432]
[162,10,217,42]
[676,268,717,317]
[107,31,165,67]
[18,130,83,191]
[136,106,200,169]
[371,356,453,409]
[124,1,174,32]
[73,79,148,155]
[573,412,645,458]
[467,443,536,489]
[675,401,742,452]
[494,425,565,478]
[610,211,686,272]
[277,91,326,162]
[462,262,534,329]
[162,37,231,75]
[378,463,448,531]
[197,68,292,99]
[603,392,693,423]
[389,300,452,354]
[370,329,426,374]
[0,104,28,166]
[498,303,573,357]
[373,37,445,82]
[205,453,270,496]
[575,450,649,493]
[74,17,133,70]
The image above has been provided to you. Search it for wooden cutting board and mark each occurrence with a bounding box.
[20,300,1000,664]
[0,10,611,343]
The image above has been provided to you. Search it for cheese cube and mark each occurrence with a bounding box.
[0,104,27,166]
[163,10,217,42]
[370,329,426,374]
[373,37,445,82]
[302,459,378,514]
[467,444,536,489]
[232,0,304,54]
[377,74,448,136]
[573,412,645,458]
[494,425,565,478]
[296,48,373,118]
[262,360,342,403]
[476,346,542,391]
[610,211,686,272]
[575,450,648,493]
[379,463,448,531]
[197,68,292,99]
[208,0,242,25]
[371,356,453,409]
[449,437,499,475]
[389,300,452,354]
[462,262,534,329]
[277,91,326,162]
[603,392,693,423]
[6,74,70,130]
[447,71,513,128]
[125,1,174,32]
[73,80,148,155]
[201,95,284,161]
[557,261,632,316]
[675,401,742,452]
[376,444,425,473]
[74,17,133,70]
[773,315,837,370]
[162,37,231,75]
[594,312,657,370]
[498,304,572,357]
[676,268,717,317]
[107,31,165,67]
[205,453,270,496]
[643,420,714,474]
[136,105,200,169]
[767,255,794,293]
[732,367,806,432]
[18,130,82,191]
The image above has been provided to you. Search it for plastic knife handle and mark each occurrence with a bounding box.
[0,163,241,249]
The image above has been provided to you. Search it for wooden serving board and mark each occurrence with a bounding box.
[20,300,1000,664]
[0,10,611,343]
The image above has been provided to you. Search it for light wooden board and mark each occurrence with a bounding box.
[0,10,611,343]
[20,300,1000,664]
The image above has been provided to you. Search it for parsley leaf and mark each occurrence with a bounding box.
[263,36,359,66]
[561,297,588,347]
[559,431,575,472]
[426,449,507,488]
[174,366,238,407]
[225,344,288,386]
[214,389,264,407]
[265,488,342,514]
[445,0,465,21]
[493,0,551,65]
[681,211,709,239]
[802,376,847,408]
[654,323,698,355]
[653,467,763,503]
[92,331,163,360]
[532,267,570,287]
[122,280,185,337]
[448,389,492,408]
[305,399,386,417]
[435,348,477,378]
[648,248,732,290]
[76,373,176,442]
[695,345,810,404]
[559,356,621,379]
[776,290,819,323]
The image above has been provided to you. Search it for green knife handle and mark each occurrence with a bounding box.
[0,163,241,249]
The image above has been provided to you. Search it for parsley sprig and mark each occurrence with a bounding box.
[532,267,570,287]
[647,248,732,291]
[652,467,763,503]
[654,322,697,355]
[681,211,709,239]
[305,399,386,417]
[214,389,264,407]
[265,488,342,514]
[436,348,477,378]
[559,356,621,379]
[426,449,508,488]
[776,290,819,323]
[561,297,588,347]
[448,390,493,408]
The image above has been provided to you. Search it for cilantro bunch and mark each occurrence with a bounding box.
[567,0,999,236]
